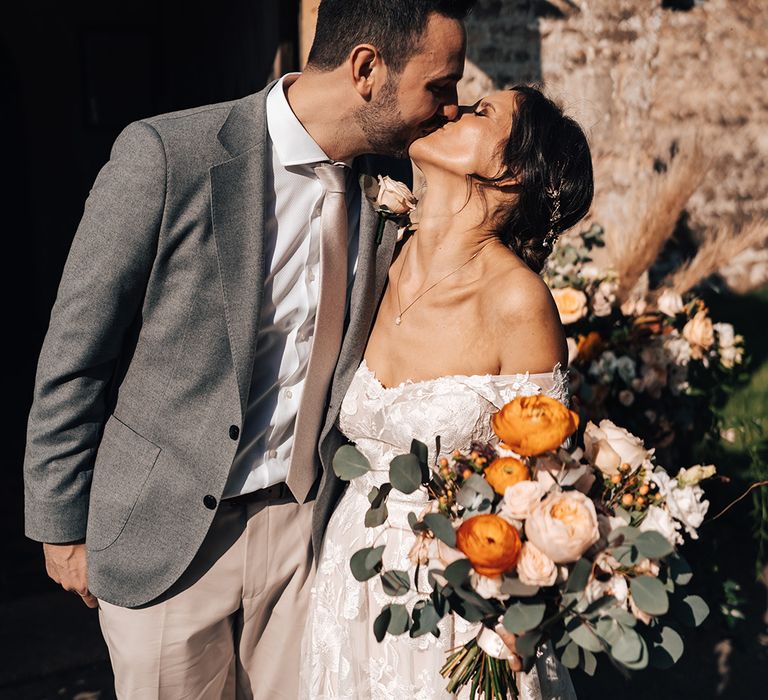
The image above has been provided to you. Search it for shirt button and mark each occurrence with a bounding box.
[229,425,240,440]
[267,449,278,459]
[203,494,218,510]
[285,389,293,399]
[308,271,316,282]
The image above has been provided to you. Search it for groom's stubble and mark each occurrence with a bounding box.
[353,75,414,159]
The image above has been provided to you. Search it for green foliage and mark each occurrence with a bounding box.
[350,545,385,581]
[333,445,371,480]
[389,454,422,494]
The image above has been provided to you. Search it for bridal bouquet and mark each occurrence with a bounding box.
[333,395,714,699]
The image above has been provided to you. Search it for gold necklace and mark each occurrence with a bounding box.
[394,240,494,326]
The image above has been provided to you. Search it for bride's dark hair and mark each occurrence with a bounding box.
[473,86,594,273]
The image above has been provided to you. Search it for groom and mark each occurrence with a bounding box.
[24,0,474,697]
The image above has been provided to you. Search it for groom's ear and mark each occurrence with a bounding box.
[349,44,385,101]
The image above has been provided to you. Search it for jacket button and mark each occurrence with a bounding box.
[229,425,240,440]
[203,495,217,510]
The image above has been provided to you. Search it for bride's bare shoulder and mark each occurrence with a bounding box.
[482,253,567,372]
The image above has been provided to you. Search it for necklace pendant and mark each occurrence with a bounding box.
[395,315,402,326]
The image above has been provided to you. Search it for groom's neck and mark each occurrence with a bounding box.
[285,70,368,162]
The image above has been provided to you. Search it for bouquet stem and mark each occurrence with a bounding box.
[441,639,518,699]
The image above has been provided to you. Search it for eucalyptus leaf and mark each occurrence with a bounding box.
[387,603,411,636]
[390,454,423,494]
[560,641,580,669]
[676,594,709,627]
[457,474,495,511]
[668,555,693,585]
[595,618,622,646]
[630,576,669,616]
[613,506,632,523]
[614,544,640,567]
[333,445,371,480]
[503,601,546,635]
[368,483,392,509]
[410,600,442,638]
[567,619,604,653]
[448,595,485,623]
[607,607,637,627]
[350,545,385,581]
[444,558,473,587]
[611,626,644,664]
[424,513,457,547]
[581,649,598,676]
[501,578,541,597]
[365,504,388,528]
[381,570,410,597]
[621,634,649,670]
[609,526,640,544]
[635,531,674,559]
[649,626,684,669]
[410,439,430,483]
[516,631,544,667]
[373,607,391,642]
[565,558,592,593]
[365,545,386,571]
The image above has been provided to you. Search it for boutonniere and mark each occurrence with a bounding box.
[360,174,417,245]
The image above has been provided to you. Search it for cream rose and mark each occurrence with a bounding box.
[657,290,684,317]
[639,504,682,545]
[516,541,558,587]
[364,175,417,214]
[583,419,651,476]
[500,480,546,520]
[683,309,714,360]
[524,491,600,563]
[551,288,588,325]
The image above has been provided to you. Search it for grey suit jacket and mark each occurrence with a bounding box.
[23,83,405,607]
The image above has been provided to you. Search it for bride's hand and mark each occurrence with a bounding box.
[497,628,524,672]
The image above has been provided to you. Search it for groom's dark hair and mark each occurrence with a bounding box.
[307,0,475,73]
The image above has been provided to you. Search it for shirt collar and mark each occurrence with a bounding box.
[267,73,331,168]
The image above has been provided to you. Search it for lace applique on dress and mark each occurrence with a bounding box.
[300,361,576,700]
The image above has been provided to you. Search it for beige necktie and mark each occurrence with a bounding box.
[287,162,349,502]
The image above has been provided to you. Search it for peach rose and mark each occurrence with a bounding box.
[484,457,529,496]
[551,287,589,325]
[683,308,714,360]
[456,514,522,577]
[492,395,579,457]
[524,491,600,563]
[363,174,417,215]
[516,541,558,587]
[583,419,650,477]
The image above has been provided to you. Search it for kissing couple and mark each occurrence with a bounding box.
[24,0,593,698]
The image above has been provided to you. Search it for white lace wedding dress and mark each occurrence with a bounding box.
[299,360,577,700]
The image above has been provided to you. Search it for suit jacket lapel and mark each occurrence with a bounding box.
[210,88,272,415]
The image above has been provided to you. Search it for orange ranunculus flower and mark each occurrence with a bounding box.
[492,395,579,456]
[577,331,603,363]
[456,514,522,577]
[484,457,529,496]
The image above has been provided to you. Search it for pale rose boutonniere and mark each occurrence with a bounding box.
[361,174,417,244]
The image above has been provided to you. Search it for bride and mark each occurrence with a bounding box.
[300,86,593,699]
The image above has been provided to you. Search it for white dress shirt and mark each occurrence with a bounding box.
[222,74,360,498]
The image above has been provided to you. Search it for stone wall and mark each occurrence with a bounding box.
[461,0,768,288]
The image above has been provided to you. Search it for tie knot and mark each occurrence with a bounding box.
[314,162,348,194]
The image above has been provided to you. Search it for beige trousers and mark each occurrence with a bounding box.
[98,488,315,699]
